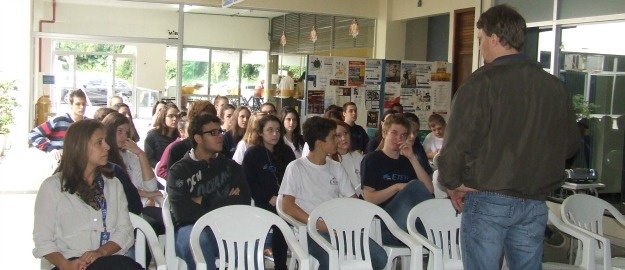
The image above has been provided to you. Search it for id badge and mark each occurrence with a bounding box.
[100,231,110,246]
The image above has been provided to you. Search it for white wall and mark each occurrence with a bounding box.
[184,14,269,50]
[391,0,477,21]
[0,0,33,149]
[40,3,178,39]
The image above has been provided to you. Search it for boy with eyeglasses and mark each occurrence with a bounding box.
[361,114,433,245]
[167,113,251,270]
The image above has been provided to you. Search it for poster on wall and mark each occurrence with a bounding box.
[307,90,325,114]
[348,60,365,86]
[365,84,380,111]
[337,87,352,106]
[334,58,348,79]
[381,60,452,130]
[385,60,401,83]
[365,59,382,83]
[367,110,379,128]
[384,83,401,109]
[353,86,364,105]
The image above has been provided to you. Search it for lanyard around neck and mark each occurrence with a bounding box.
[94,176,108,232]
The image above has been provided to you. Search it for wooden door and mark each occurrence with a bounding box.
[452,8,475,96]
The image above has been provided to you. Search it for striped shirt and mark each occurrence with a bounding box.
[28,113,75,152]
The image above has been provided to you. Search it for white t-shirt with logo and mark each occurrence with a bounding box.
[279,156,355,214]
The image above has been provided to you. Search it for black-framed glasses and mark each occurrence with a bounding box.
[202,129,225,136]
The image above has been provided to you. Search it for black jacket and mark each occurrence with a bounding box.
[167,151,251,228]
[438,55,580,200]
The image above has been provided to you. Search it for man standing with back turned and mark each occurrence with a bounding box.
[437,5,580,270]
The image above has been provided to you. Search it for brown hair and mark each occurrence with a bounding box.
[229,106,251,144]
[154,103,181,137]
[187,100,217,122]
[377,114,411,151]
[330,119,352,162]
[101,112,130,171]
[56,119,113,193]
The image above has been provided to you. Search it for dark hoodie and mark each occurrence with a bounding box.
[166,150,250,228]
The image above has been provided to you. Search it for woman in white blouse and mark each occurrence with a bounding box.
[33,119,139,270]
[330,119,364,196]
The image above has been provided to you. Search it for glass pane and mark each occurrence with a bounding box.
[210,50,241,96]
[181,48,210,95]
[494,0,553,23]
[558,21,625,194]
[165,46,178,100]
[559,0,625,19]
[114,57,135,107]
[241,50,268,98]
[537,29,554,70]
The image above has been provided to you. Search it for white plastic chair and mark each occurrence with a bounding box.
[431,170,448,199]
[189,205,310,270]
[307,197,442,270]
[561,194,625,269]
[162,196,188,270]
[130,212,167,270]
[543,210,596,270]
[276,194,315,270]
[407,199,462,270]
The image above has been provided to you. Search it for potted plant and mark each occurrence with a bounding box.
[0,81,19,156]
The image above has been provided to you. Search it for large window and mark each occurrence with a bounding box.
[506,1,625,197]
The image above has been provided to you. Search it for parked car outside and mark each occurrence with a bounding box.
[57,78,132,106]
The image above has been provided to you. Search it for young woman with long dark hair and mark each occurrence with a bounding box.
[241,115,295,270]
[280,107,304,158]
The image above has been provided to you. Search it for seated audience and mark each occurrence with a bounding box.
[156,116,188,179]
[32,119,140,270]
[167,113,251,270]
[403,112,433,175]
[365,109,399,154]
[361,114,434,245]
[281,107,304,158]
[279,116,388,270]
[232,112,264,164]
[423,113,446,159]
[144,103,180,168]
[331,120,364,196]
[163,100,217,176]
[219,104,235,132]
[112,103,140,142]
[242,115,296,270]
[342,102,369,152]
[222,106,251,158]
[29,89,87,162]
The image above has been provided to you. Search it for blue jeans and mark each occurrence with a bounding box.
[308,233,388,270]
[461,191,548,270]
[382,180,433,246]
[175,225,219,270]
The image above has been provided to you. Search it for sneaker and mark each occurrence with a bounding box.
[264,249,274,261]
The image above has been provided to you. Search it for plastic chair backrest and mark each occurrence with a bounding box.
[189,205,309,270]
[276,194,308,247]
[407,198,461,269]
[544,210,596,270]
[162,196,186,270]
[307,198,439,270]
[562,194,625,269]
[129,213,167,270]
[431,170,448,199]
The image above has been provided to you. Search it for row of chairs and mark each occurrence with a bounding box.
[40,193,625,270]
